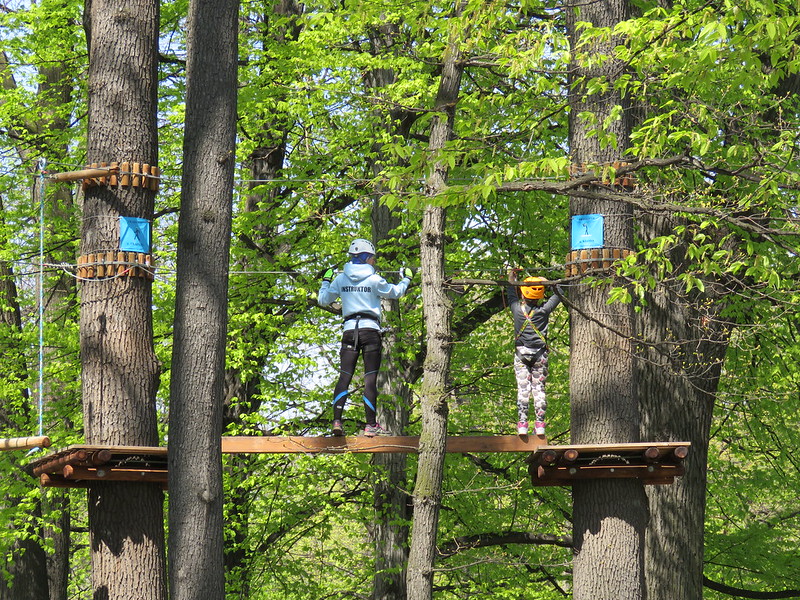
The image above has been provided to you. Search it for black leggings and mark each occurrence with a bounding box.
[332,328,382,425]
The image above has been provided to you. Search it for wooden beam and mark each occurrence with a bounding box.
[532,464,685,486]
[63,465,168,483]
[533,442,689,455]
[48,166,119,183]
[40,473,89,488]
[220,435,548,454]
[0,436,51,451]
[528,442,690,464]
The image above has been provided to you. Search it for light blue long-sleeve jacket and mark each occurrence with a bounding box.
[318,262,410,331]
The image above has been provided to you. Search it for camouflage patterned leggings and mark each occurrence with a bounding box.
[513,350,549,424]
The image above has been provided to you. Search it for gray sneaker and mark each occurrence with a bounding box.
[363,423,387,437]
[332,420,344,437]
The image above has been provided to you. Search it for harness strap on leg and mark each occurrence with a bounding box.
[333,390,350,405]
[362,395,376,412]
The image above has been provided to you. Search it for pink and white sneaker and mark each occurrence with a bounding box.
[363,423,387,437]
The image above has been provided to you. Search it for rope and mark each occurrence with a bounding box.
[36,160,46,439]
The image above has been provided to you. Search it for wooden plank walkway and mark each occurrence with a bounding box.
[26,435,548,487]
[220,435,547,454]
[25,437,690,488]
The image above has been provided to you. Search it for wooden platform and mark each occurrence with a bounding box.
[27,445,168,488]
[25,438,689,488]
[527,442,690,486]
[26,435,548,487]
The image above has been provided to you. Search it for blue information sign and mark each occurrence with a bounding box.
[571,214,604,250]
[119,217,151,253]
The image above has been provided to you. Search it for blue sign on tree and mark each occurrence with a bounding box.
[571,214,604,250]
[119,217,151,253]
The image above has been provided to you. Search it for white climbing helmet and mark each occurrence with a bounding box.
[348,238,375,255]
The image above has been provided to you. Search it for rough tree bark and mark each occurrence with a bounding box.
[565,0,649,598]
[37,61,78,600]
[638,66,798,600]
[167,0,238,595]
[636,214,731,599]
[406,14,465,600]
[363,19,420,600]
[80,0,166,596]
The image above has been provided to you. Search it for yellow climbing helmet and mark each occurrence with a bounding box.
[521,276,546,300]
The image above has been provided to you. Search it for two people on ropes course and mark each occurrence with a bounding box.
[317,238,413,437]
[318,237,561,439]
[507,269,562,436]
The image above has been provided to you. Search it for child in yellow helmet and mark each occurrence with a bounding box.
[507,269,562,436]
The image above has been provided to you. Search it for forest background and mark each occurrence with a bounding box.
[1,0,799,598]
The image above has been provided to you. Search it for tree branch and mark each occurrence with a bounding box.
[438,531,573,558]
[703,576,800,599]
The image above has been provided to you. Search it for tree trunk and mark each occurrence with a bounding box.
[637,215,731,600]
[0,47,76,600]
[0,536,48,600]
[0,207,48,600]
[80,0,165,596]
[638,64,794,600]
[566,0,649,597]
[363,20,418,600]
[406,17,464,599]
[36,181,75,600]
[371,228,412,600]
[167,0,238,596]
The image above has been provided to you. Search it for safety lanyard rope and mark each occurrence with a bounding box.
[515,302,547,347]
[37,160,46,438]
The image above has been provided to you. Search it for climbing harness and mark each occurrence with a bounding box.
[514,304,549,352]
[343,312,381,350]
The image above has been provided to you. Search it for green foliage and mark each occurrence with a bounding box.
[1,0,800,597]
[705,310,800,597]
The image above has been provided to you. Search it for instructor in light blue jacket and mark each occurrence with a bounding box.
[318,238,412,437]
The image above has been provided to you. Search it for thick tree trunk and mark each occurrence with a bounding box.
[406,21,464,600]
[80,0,166,597]
[637,214,731,600]
[638,65,791,600]
[167,0,238,596]
[566,0,649,598]
[569,201,649,600]
[371,245,412,600]
[364,21,418,600]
